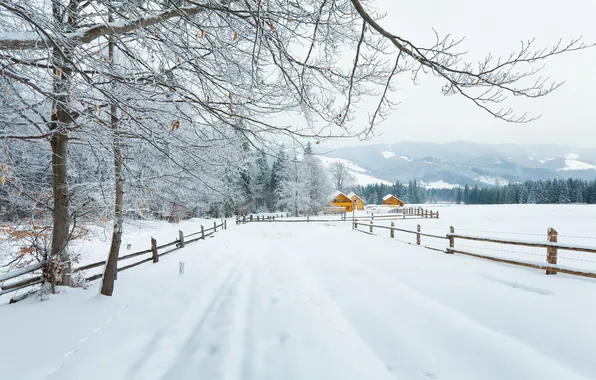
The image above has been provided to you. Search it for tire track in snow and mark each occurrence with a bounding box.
[158,251,262,380]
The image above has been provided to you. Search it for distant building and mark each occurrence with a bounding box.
[347,192,365,210]
[382,194,405,207]
[328,191,354,212]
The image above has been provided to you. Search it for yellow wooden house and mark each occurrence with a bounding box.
[347,192,365,210]
[383,194,405,207]
[329,191,354,212]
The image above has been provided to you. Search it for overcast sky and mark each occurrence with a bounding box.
[317,0,596,149]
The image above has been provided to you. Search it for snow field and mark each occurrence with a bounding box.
[1,216,596,380]
[354,204,596,273]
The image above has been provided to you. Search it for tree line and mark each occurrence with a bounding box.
[356,178,596,205]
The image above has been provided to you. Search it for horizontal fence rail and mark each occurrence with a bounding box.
[0,220,227,302]
[237,207,439,224]
[353,221,596,281]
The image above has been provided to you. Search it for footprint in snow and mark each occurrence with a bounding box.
[421,372,437,379]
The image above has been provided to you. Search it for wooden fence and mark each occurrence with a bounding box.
[237,207,439,224]
[355,221,596,280]
[0,219,227,301]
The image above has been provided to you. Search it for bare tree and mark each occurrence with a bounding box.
[329,161,356,193]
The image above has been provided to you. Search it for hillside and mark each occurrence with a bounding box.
[316,142,596,187]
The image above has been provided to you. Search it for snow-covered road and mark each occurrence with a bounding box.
[3,221,596,380]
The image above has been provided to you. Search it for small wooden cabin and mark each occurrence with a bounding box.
[382,194,405,207]
[329,191,354,212]
[347,192,365,211]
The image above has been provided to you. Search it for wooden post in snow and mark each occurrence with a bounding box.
[416,225,421,246]
[213,221,217,232]
[390,222,395,238]
[151,237,158,263]
[437,211,439,219]
[448,226,455,254]
[370,220,373,233]
[201,225,205,240]
[546,228,558,275]
[307,215,310,223]
[178,230,185,248]
[224,219,227,229]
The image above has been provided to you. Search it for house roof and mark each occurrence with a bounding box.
[327,190,348,202]
[382,194,395,201]
[347,192,363,201]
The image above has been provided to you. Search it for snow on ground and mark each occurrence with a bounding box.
[476,175,509,186]
[317,155,367,173]
[361,204,596,273]
[2,216,596,380]
[558,159,596,171]
[0,218,226,304]
[380,151,395,159]
[558,153,596,171]
[419,180,461,189]
[399,155,412,161]
[351,171,392,186]
[73,218,225,266]
[317,155,391,185]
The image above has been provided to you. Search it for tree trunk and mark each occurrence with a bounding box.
[50,130,71,287]
[48,0,75,287]
[101,30,123,297]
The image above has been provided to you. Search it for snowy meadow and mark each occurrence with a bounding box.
[2,204,596,380]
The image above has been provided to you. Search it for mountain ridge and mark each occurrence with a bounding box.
[315,141,596,187]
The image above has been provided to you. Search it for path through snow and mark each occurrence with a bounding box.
[2,221,595,380]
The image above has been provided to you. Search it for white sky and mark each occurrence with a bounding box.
[317,0,596,149]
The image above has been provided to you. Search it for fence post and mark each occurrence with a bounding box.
[448,226,455,254]
[369,220,373,233]
[426,210,429,218]
[201,225,205,240]
[178,230,185,248]
[403,209,406,219]
[416,225,421,245]
[224,219,227,229]
[372,213,374,221]
[390,222,395,238]
[250,215,253,222]
[307,215,310,223]
[214,221,217,232]
[546,228,558,275]
[437,211,439,219]
[355,221,358,229]
[151,237,158,263]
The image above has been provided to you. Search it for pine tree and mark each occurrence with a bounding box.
[269,147,287,209]
[463,184,470,204]
[456,188,462,204]
[276,155,308,216]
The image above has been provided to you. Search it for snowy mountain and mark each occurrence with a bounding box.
[317,156,392,186]
[316,142,596,187]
